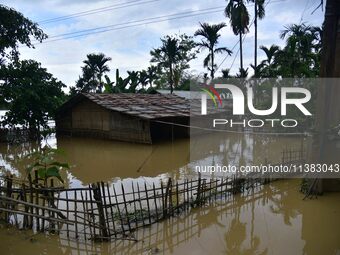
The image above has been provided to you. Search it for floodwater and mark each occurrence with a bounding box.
[0,179,340,255]
[0,132,339,255]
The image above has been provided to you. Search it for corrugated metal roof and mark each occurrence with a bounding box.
[82,93,190,119]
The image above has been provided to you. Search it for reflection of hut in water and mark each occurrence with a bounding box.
[56,137,191,181]
[56,93,191,144]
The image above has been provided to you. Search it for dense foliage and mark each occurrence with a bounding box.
[0,4,47,61]
[0,60,66,135]
[150,34,198,92]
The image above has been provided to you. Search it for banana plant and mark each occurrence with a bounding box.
[115,69,129,92]
[103,75,115,93]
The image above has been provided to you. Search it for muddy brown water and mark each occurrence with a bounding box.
[0,134,339,254]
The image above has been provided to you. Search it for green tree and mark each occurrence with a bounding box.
[225,0,250,74]
[194,22,232,79]
[74,53,111,93]
[277,23,321,77]
[0,60,66,137]
[0,4,47,61]
[259,44,280,77]
[150,34,197,93]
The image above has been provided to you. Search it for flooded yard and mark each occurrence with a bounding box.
[0,133,339,255]
[0,179,339,255]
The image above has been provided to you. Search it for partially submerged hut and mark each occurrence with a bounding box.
[56,93,191,144]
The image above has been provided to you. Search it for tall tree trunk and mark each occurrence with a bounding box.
[211,48,215,80]
[239,32,244,73]
[169,63,174,94]
[254,0,258,77]
[98,73,103,93]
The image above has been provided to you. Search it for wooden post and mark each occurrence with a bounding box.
[186,179,190,209]
[168,179,173,216]
[5,175,13,223]
[88,186,96,237]
[101,182,111,237]
[74,190,78,238]
[121,183,131,233]
[152,183,159,220]
[21,183,28,228]
[131,181,138,228]
[84,191,92,239]
[92,183,109,239]
[163,178,171,218]
[160,181,165,217]
[34,171,40,231]
[50,179,55,233]
[113,184,125,232]
[28,173,33,228]
[144,182,151,224]
[106,183,116,236]
[65,191,69,237]
[196,173,202,205]
[176,182,179,214]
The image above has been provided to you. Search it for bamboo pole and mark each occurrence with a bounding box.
[152,183,159,220]
[113,184,125,233]
[106,183,116,237]
[144,182,151,224]
[92,183,109,239]
[121,183,131,233]
[101,182,111,237]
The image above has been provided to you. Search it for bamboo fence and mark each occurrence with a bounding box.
[0,148,305,242]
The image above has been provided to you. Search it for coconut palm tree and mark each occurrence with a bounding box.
[225,0,250,74]
[194,22,232,79]
[250,0,266,77]
[83,53,111,92]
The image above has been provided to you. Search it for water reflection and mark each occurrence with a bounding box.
[1,179,339,255]
[0,133,307,186]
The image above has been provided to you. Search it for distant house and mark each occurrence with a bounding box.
[56,93,191,144]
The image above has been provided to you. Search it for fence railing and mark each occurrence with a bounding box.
[0,148,305,242]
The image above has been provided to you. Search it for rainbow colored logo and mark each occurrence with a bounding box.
[201,85,222,108]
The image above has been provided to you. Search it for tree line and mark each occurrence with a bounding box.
[0,2,322,136]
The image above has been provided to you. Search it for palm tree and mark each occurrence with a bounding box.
[84,53,111,92]
[194,22,232,79]
[147,65,159,87]
[250,0,266,77]
[151,37,183,93]
[221,68,232,78]
[225,0,250,74]
[259,44,280,77]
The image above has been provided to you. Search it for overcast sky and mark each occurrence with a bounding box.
[3,0,324,88]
